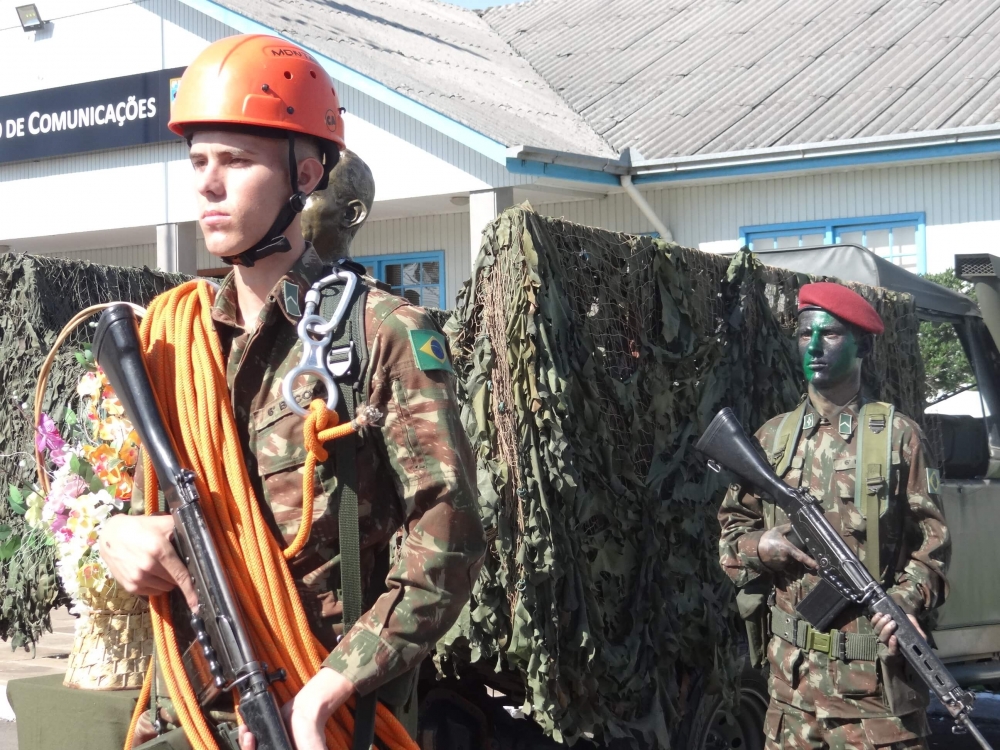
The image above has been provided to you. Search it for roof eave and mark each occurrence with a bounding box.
[508,125,1000,186]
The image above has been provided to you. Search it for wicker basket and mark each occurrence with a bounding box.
[63,584,154,690]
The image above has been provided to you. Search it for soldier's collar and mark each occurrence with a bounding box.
[210,244,325,330]
[271,244,326,324]
[802,394,862,438]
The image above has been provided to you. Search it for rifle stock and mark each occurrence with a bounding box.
[697,408,992,749]
[94,304,293,750]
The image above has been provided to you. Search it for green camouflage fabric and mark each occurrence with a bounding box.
[0,254,184,650]
[134,244,485,696]
[764,702,929,749]
[719,395,949,722]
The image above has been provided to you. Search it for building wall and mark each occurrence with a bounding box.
[29,243,157,267]
[350,212,470,307]
[0,0,518,248]
[0,0,222,94]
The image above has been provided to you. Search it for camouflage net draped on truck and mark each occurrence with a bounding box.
[0,254,184,649]
[441,206,927,746]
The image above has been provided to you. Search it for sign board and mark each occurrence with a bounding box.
[0,67,185,165]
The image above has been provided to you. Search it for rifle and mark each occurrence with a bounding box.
[696,407,993,749]
[94,304,293,750]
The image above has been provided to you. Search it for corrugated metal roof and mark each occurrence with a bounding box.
[215,0,615,156]
[484,0,1000,159]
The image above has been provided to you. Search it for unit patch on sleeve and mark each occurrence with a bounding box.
[408,330,453,373]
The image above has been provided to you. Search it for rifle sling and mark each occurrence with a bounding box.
[855,402,894,582]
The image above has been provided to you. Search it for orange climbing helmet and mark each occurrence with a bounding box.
[168,34,346,151]
[168,34,348,267]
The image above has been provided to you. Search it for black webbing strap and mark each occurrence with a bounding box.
[318,271,377,750]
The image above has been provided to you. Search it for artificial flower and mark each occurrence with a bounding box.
[35,413,68,467]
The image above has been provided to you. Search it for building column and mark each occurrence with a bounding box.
[156,222,197,275]
[469,187,514,263]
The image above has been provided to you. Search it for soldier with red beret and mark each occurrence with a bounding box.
[718,282,950,749]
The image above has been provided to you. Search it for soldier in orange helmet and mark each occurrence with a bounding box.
[99,34,485,750]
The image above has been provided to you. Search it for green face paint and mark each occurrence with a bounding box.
[798,310,860,386]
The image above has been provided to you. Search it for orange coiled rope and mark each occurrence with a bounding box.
[122,280,416,750]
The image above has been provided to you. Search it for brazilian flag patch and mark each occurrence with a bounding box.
[409,330,453,373]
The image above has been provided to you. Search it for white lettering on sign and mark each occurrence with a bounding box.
[1,97,158,141]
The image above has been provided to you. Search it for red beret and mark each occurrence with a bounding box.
[798,282,884,335]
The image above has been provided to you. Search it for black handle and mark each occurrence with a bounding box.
[695,407,799,515]
[93,304,183,484]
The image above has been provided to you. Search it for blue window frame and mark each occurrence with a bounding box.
[361,251,446,309]
[740,213,927,274]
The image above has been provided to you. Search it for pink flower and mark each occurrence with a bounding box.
[59,476,89,500]
[49,444,68,468]
[35,413,66,459]
[54,526,73,544]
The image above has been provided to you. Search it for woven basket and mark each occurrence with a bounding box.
[63,584,154,690]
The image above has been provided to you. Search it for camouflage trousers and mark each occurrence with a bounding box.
[764,701,930,750]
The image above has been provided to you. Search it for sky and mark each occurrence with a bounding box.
[446,0,522,8]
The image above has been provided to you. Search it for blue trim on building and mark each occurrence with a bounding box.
[504,158,622,186]
[175,0,508,164]
[507,139,1000,185]
[741,213,927,274]
[631,139,1000,186]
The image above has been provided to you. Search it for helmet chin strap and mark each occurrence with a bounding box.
[224,132,306,268]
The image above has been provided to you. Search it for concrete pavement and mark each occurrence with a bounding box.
[0,606,77,750]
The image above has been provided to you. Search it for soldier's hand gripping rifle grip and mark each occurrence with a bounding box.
[93,304,293,750]
[697,408,993,750]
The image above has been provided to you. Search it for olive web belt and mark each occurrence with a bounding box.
[770,606,879,661]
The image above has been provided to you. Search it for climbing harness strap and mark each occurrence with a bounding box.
[286,259,379,750]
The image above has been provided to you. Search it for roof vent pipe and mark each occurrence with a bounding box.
[620,174,673,242]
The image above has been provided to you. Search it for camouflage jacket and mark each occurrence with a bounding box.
[718,395,949,719]
[135,245,486,697]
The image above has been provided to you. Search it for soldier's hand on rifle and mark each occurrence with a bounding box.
[238,667,356,750]
[758,523,818,572]
[98,514,200,609]
[871,611,925,657]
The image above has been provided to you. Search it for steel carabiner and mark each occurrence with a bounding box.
[281,269,359,418]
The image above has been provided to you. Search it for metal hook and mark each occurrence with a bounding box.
[281,269,359,418]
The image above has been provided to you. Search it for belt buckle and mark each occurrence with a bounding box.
[806,628,831,654]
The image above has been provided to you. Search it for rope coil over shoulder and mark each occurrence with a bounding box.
[122,280,416,750]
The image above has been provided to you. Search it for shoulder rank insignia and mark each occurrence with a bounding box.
[838,412,853,437]
[409,330,453,373]
[283,280,302,318]
[802,413,816,431]
[926,467,942,495]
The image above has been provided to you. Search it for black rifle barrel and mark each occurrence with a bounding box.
[94,303,293,750]
[697,408,993,750]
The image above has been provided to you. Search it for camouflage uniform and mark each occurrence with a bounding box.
[134,244,486,700]
[718,395,949,750]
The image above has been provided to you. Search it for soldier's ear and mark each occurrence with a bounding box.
[855,331,874,359]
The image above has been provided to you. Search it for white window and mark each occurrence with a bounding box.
[741,214,926,274]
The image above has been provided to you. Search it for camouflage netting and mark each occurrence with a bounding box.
[441,205,927,747]
[0,253,184,649]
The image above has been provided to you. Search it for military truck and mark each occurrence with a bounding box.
[425,220,1000,750]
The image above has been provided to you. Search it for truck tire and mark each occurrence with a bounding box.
[677,660,770,750]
